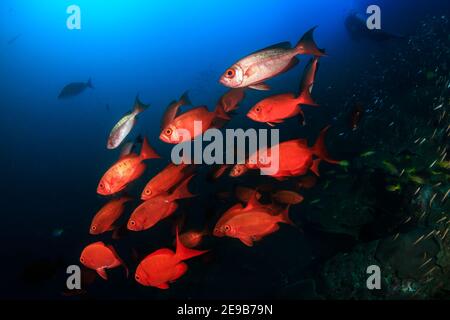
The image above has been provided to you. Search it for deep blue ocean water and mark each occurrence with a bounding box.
[1,0,449,299]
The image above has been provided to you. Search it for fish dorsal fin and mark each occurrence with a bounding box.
[251,41,292,55]
[295,138,308,147]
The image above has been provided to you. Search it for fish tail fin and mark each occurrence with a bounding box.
[310,159,321,176]
[295,26,326,56]
[214,103,231,120]
[280,205,295,226]
[140,137,160,160]
[134,94,150,114]
[312,126,339,165]
[175,226,208,262]
[171,175,196,200]
[87,77,94,89]
[179,91,192,106]
[107,245,129,278]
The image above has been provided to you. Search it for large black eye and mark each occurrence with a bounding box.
[165,128,172,136]
[99,183,104,188]
[225,68,235,78]
[255,106,261,112]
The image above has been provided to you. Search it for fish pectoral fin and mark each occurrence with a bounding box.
[96,268,108,280]
[267,122,276,127]
[156,282,170,290]
[239,236,254,247]
[248,83,271,91]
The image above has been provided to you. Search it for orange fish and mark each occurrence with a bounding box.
[159,105,230,144]
[89,197,133,235]
[178,229,209,248]
[128,176,195,231]
[97,137,160,195]
[214,194,293,246]
[247,58,319,126]
[134,228,208,289]
[141,163,194,200]
[217,88,246,113]
[230,126,338,180]
[235,186,262,203]
[80,242,128,280]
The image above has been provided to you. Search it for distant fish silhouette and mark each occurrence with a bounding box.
[7,33,21,45]
[345,13,405,42]
[58,78,93,99]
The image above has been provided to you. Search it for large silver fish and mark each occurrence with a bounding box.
[107,96,149,149]
[219,27,325,91]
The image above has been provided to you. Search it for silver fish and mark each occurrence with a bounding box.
[107,96,149,149]
[219,27,325,91]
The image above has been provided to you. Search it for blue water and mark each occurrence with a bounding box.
[1,0,449,299]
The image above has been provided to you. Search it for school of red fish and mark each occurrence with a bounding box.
[79,27,340,290]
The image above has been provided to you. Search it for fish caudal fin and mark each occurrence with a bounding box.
[296,26,326,57]
[134,94,150,114]
[87,77,94,89]
[180,91,192,106]
[214,103,231,120]
[171,175,196,201]
[140,137,160,160]
[312,126,339,165]
[297,85,317,107]
[175,227,208,262]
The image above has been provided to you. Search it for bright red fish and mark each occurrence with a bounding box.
[229,126,339,180]
[213,194,293,246]
[134,228,208,289]
[90,197,133,235]
[80,242,128,280]
[128,176,195,231]
[159,105,230,144]
[247,57,319,126]
[97,137,160,195]
[141,163,194,200]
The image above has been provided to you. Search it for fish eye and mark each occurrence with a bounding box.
[135,275,140,280]
[225,68,235,78]
[99,183,104,188]
[165,128,173,136]
[91,225,96,231]
[145,189,151,195]
[80,257,85,263]
[224,225,231,232]
[255,106,261,112]
[130,220,136,226]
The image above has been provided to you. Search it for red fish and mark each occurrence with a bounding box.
[217,88,246,113]
[272,190,304,205]
[80,242,128,280]
[178,229,209,249]
[134,228,208,289]
[230,126,339,179]
[141,163,194,200]
[159,105,230,144]
[89,197,133,235]
[220,27,325,90]
[247,57,319,126]
[161,92,191,131]
[235,186,262,203]
[213,194,293,246]
[128,176,195,231]
[208,164,231,180]
[97,137,160,195]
